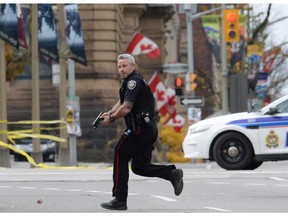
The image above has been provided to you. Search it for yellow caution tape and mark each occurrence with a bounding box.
[7,120,66,125]
[2,120,67,144]
[0,119,97,169]
[0,140,96,169]
[0,140,50,168]
[8,132,65,144]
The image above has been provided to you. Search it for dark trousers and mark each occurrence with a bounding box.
[112,122,176,201]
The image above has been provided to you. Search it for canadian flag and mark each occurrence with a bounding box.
[126,32,160,58]
[166,114,186,133]
[148,72,168,116]
[163,88,177,123]
[149,72,185,132]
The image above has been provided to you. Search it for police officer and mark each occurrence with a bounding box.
[100,54,183,211]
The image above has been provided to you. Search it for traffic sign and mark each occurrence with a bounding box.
[180,96,205,106]
[163,63,188,74]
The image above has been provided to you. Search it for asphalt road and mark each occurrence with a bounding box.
[1,160,288,213]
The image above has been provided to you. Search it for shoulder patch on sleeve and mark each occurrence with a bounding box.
[127,80,137,90]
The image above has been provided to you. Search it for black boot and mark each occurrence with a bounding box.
[101,198,127,210]
[171,168,184,196]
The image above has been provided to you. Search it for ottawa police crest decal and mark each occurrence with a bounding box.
[265,130,279,148]
[127,80,136,90]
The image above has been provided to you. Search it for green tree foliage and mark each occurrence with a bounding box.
[5,44,26,81]
[159,116,191,163]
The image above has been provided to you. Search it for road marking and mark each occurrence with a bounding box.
[128,193,138,196]
[85,190,101,193]
[208,182,230,185]
[275,184,288,187]
[146,180,161,183]
[151,195,177,202]
[245,183,266,186]
[270,177,286,181]
[65,189,82,192]
[42,187,60,191]
[204,207,232,212]
[218,193,227,195]
[18,186,36,190]
[0,185,11,188]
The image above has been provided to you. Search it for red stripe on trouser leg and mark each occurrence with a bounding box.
[113,135,126,196]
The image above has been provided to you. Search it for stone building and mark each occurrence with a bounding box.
[6,4,215,162]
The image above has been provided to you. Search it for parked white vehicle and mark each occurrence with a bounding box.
[182,95,288,170]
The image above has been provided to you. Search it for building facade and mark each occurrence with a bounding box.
[6,4,215,162]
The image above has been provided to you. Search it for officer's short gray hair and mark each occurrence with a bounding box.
[117,54,136,65]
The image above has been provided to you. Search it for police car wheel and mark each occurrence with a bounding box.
[242,160,263,170]
[213,132,253,170]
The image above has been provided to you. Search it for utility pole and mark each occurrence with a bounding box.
[57,4,70,166]
[31,4,43,164]
[68,59,77,166]
[185,4,196,90]
[221,7,229,114]
[0,40,11,168]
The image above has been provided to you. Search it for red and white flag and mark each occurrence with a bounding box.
[16,4,27,49]
[166,114,186,133]
[148,72,168,116]
[149,72,185,132]
[263,47,281,73]
[126,32,160,58]
[163,88,177,123]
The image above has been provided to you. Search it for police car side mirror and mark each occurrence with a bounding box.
[251,104,260,112]
[265,107,279,115]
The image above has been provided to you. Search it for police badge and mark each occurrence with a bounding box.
[127,80,136,90]
[265,130,279,148]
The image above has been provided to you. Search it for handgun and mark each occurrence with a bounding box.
[92,111,104,129]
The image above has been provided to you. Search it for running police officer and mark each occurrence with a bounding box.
[99,54,183,211]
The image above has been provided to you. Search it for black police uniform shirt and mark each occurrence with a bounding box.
[120,71,155,128]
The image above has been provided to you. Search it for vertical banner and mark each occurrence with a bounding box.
[0,4,19,49]
[247,43,264,92]
[16,4,27,49]
[38,4,59,62]
[201,15,221,64]
[229,15,246,68]
[65,4,87,66]
[263,47,281,73]
[255,72,268,100]
[66,96,81,136]
[21,5,30,48]
[247,44,264,65]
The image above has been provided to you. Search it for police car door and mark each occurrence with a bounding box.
[259,99,288,155]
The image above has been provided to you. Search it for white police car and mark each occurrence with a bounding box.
[182,95,288,170]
